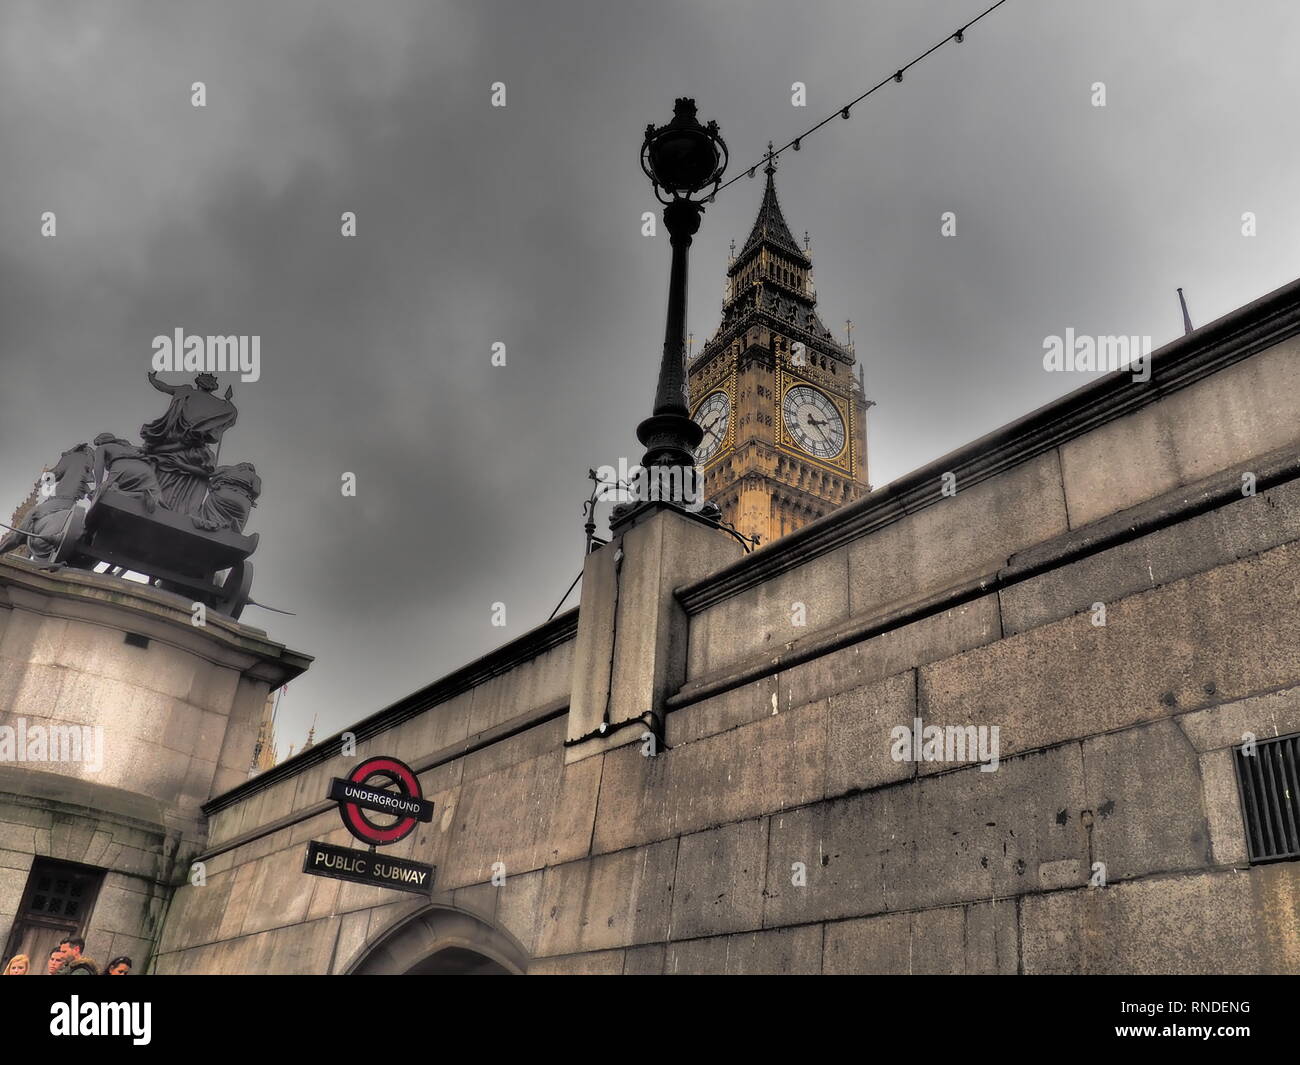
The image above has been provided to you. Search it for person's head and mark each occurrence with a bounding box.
[195,373,219,392]
[4,954,29,975]
[57,936,84,961]
[93,432,119,447]
[105,957,132,976]
[47,948,63,974]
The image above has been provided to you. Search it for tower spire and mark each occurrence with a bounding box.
[737,157,808,264]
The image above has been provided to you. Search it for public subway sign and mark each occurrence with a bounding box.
[302,755,435,896]
[302,840,433,896]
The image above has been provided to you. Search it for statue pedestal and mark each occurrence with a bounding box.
[0,556,310,969]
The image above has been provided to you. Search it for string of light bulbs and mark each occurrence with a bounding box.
[710,0,1011,199]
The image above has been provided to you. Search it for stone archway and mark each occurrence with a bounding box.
[344,904,528,975]
[404,946,511,974]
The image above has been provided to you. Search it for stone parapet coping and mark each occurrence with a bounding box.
[201,610,577,815]
[670,440,1300,712]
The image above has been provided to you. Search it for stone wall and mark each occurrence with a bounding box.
[150,276,1300,974]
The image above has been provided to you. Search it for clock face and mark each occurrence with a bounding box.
[693,391,730,464]
[783,384,845,459]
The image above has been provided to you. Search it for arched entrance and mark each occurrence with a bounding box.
[344,904,528,975]
[404,947,511,974]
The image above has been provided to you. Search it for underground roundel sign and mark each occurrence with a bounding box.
[327,756,435,846]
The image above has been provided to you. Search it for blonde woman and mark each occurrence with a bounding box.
[3,954,30,975]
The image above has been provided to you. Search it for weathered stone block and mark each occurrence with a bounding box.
[907,746,1088,910]
[665,924,822,974]
[847,451,1068,620]
[331,910,371,974]
[535,840,677,956]
[670,818,768,940]
[1199,747,1248,866]
[494,868,544,957]
[1059,338,1300,529]
[763,789,904,927]
[824,670,916,798]
[529,949,625,975]
[774,594,1000,712]
[1001,475,1300,635]
[766,744,1088,924]
[592,699,825,854]
[1177,683,1300,752]
[87,876,154,937]
[442,749,599,886]
[824,899,1016,974]
[922,541,1300,762]
[470,641,573,736]
[1037,858,1084,890]
[1081,721,1210,880]
[463,716,565,782]
[666,675,778,746]
[265,917,338,975]
[240,845,319,936]
[687,545,850,680]
[1021,863,1300,974]
[823,907,962,974]
[623,943,665,974]
[965,898,1019,975]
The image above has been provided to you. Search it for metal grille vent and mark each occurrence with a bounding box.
[1234,732,1300,863]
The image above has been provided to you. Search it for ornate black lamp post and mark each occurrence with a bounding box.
[634,98,728,492]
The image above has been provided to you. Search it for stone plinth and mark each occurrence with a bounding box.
[0,556,310,968]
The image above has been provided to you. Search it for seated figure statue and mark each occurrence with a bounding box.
[93,433,161,513]
[192,462,261,534]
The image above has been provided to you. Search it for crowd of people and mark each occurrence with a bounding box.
[2,937,132,976]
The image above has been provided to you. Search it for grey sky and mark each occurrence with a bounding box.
[3,0,1299,753]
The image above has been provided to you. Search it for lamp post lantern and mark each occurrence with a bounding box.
[633,98,728,499]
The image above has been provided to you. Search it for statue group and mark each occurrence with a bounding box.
[1,371,261,571]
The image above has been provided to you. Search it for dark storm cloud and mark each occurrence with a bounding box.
[3,0,1299,749]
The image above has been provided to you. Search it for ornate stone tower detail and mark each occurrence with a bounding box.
[688,160,871,546]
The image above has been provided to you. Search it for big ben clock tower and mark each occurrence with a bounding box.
[688,154,872,546]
